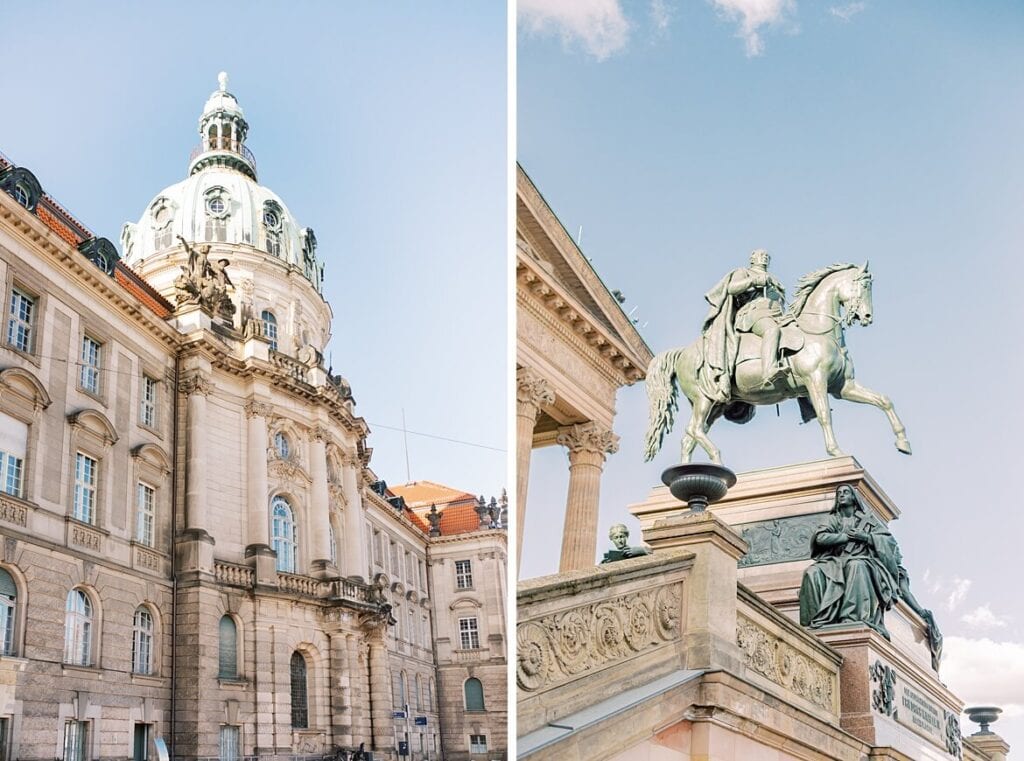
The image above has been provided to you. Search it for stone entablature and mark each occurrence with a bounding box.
[517,549,692,736]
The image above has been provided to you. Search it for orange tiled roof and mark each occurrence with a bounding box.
[389,481,489,537]
[114,264,174,318]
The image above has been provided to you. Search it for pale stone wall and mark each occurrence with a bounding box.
[429,531,508,760]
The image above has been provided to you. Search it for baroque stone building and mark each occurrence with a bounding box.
[0,75,505,761]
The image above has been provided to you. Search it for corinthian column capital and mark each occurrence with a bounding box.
[517,367,555,413]
[556,421,620,459]
[181,372,213,397]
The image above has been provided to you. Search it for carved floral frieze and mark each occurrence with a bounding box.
[736,613,836,712]
[517,584,681,693]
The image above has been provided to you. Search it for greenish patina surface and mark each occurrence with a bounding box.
[736,513,822,568]
[798,485,942,670]
[600,523,651,564]
[643,254,911,464]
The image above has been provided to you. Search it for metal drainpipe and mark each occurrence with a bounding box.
[169,351,180,760]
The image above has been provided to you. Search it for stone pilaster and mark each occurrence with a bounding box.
[308,425,336,578]
[348,633,372,749]
[341,450,366,579]
[516,367,554,567]
[365,625,394,758]
[556,422,619,572]
[177,371,215,573]
[244,400,277,582]
[329,630,353,747]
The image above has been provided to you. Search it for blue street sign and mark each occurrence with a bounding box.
[414,716,427,726]
[392,711,407,719]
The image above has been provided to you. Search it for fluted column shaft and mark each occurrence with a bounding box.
[557,422,619,572]
[245,401,271,548]
[309,427,333,570]
[516,368,554,568]
[341,452,366,579]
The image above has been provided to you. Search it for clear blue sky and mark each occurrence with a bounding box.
[520,0,1024,747]
[0,2,507,498]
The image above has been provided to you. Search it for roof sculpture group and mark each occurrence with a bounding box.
[643,250,911,465]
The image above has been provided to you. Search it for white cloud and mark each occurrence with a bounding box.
[943,636,1024,718]
[518,0,632,61]
[651,0,672,32]
[709,0,796,57]
[961,604,1009,630]
[947,577,972,612]
[830,2,866,22]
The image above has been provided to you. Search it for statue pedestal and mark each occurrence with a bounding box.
[815,625,963,761]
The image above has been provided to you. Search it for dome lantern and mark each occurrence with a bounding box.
[188,72,257,181]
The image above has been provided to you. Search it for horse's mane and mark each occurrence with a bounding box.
[786,263,860,317]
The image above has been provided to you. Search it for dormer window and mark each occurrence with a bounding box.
[207,197,225,215]
[151,198,175,251]
[13,185,30,209]
[204,189,230,242]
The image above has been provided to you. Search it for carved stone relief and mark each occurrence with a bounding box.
[517,584,681,693]
[736,614,836,712]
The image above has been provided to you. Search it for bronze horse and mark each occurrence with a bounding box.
[643,263,911,464]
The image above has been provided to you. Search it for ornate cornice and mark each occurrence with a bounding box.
[307,424,330,443]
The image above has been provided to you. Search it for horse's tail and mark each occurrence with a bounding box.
[643,349,684,462]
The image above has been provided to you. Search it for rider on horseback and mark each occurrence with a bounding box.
[700,249,792,399]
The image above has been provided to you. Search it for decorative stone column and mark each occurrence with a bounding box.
[244,400,276,582]
[177,371,215,573]
[341,450,366,580]
[348,633,371,749]
[363,622,393,756]
[516,368,554,567]
[309,425,336,578]
[556,422,619,573]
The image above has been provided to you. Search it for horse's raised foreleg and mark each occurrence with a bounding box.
[804,372,844,457]
[836,379,912,455]
[681,394,721,464]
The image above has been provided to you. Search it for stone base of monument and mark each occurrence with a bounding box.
[815,624,963,761]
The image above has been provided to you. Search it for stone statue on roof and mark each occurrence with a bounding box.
[175,235,236,322]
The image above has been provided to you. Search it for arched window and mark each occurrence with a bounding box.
[263,204,282,257]
[273,431,290,460]
[0,568,17,655]
[132,607,154,674]
[290,651,308,728]
[464,677,485,712]
[272,497,297,573]
[218,615,238,679]
[261,310,278,352]
[64,589,93,666]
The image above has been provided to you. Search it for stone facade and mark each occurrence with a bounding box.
[0,77,504,761]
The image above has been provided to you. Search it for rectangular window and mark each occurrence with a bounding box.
[218,726,240,761]
[6,288,35,353]
[73,453,97,524]
[373,529,382,566]
[63,720,89,761]
[390,541,400,576]
[470,735,487,753]
[458,617,480,650]
[455,559,473,589]
[79,336,102,394]
[133,723,150,761]
[0,412,27,499]
[0,717,8,761]
[136,482,155,546]
[140,376,157,428]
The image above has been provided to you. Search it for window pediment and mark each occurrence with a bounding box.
[67,409,118,448]
[0,367,51,412]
